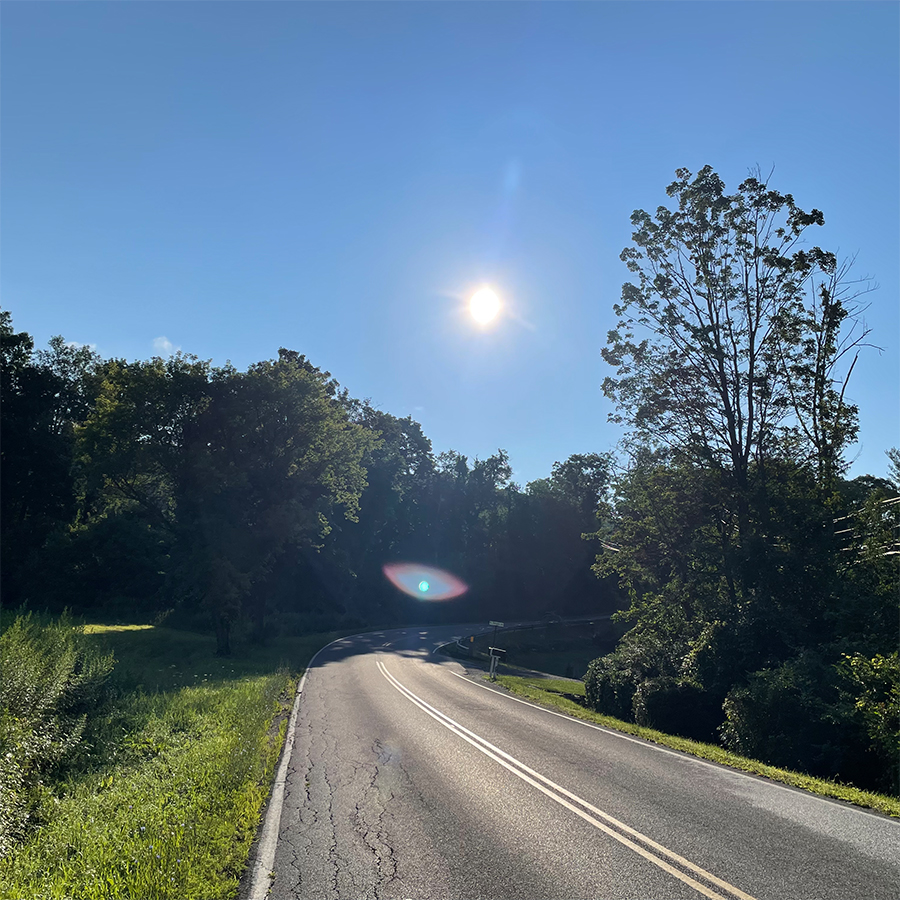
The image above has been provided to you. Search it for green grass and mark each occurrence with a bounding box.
[494,675,900,819]
[0,621,351,900]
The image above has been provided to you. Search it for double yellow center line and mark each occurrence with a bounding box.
[376,657,757,900]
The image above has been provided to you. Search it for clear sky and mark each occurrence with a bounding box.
[3,1,898,485]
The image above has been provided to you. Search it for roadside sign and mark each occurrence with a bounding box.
[488,646,506,680]
[489,620,504,627]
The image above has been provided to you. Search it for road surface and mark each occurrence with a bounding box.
[244,625,900,899]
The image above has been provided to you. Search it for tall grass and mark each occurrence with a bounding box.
[1,675,289,899]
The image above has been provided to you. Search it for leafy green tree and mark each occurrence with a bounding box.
[603,165,873,494]
[513,453,616,619]
[0,314,100,604]
[587,170,896,783]
[56,354,212,612]
[76,354,212,532]
[334,407,436,622]
[173,351,376,652]
[547,452,613,519]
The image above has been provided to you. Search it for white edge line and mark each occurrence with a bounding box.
[378,658,749,900]
[246,630,372,899]
[449,669,900,823]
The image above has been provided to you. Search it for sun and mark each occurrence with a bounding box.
[469,287,501,324]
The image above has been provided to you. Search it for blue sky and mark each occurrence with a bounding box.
[3,1,898,484]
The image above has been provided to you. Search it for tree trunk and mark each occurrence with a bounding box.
[251,596,266,644]
[215,617,231,656]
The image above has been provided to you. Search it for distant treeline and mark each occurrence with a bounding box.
[1,310,619,652]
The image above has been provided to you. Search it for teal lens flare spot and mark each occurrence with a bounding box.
[382,563,469,601]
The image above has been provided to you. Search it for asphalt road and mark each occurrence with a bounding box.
[244,625,900,899]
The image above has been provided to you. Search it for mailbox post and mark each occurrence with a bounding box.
[488,646,506,681]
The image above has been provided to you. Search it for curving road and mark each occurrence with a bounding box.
[244,625,900,899]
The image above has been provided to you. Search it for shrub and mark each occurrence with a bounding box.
[0,612,115,853]
[839,651,900,794]
[631,676,722,742]
[720,654,853,782]
[584,654,637,721]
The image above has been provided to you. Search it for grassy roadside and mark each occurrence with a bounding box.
[493,675,900,819]
[0,621,351,900]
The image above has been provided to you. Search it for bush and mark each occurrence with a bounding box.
[720,654,856,783]
[0,612,115,853]
[839,652,900,794]
[584,654,637,721]
[631,676,722,742]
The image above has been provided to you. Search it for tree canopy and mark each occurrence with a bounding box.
[603,165,874,487]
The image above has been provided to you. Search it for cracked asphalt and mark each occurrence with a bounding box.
[245,625,900,899]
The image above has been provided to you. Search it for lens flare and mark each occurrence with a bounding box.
[383,563,468,601]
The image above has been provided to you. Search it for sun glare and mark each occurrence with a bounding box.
[470,287,501,324]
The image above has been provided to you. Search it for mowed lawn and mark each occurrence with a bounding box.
[0,620,350,900]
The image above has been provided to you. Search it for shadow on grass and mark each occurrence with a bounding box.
[82,625,359,694]
[81,622,454,694]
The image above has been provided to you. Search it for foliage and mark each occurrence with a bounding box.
[0,612,115,855]
[584,653,637,721]
[839,652,900,792]
[2,306,620,644]
[720,653,846,777]
[602,164,873,486]
[587,167,896,794]
[0,313,101,605]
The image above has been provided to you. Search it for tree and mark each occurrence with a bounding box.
[76,354,212,534]
[174,351,376,652]
[598,164,877,674]
[587,170,897,782]
[547,452,613,519]
[887,447,900,491]
[63,354,213,612]
[333,407,436,622]
[0,314,100,604]
[602,165,874,494]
